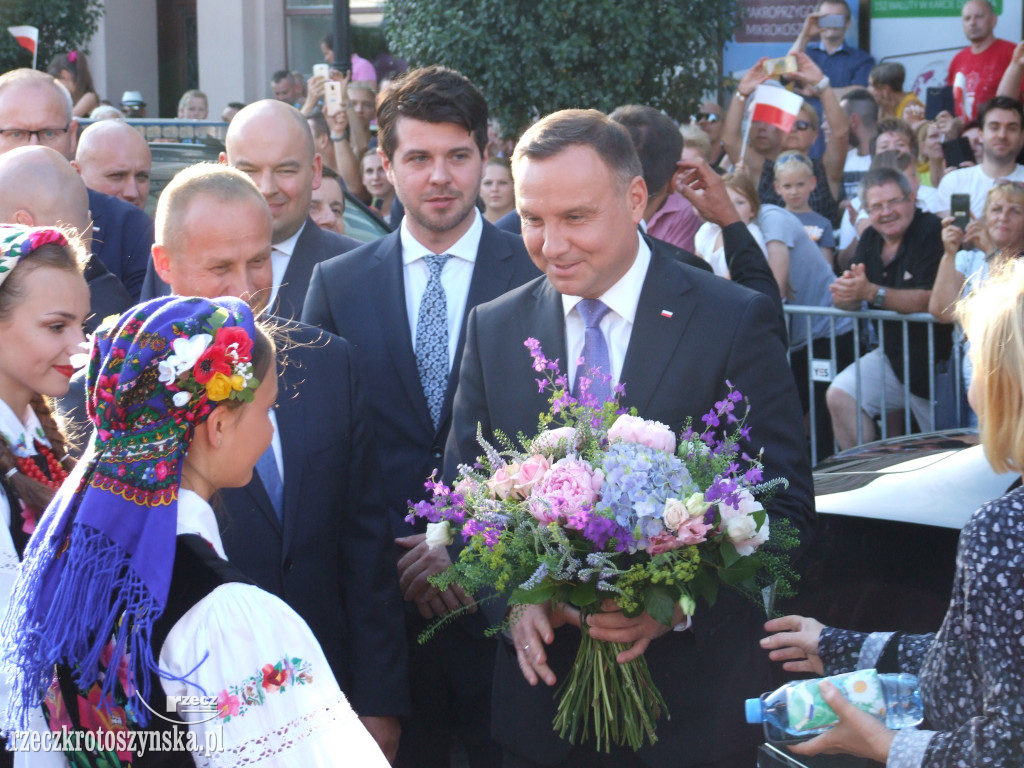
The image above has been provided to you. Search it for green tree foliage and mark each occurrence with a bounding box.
[384,0,739,137]
[0,0,104,74]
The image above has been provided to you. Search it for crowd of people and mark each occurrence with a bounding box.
[0,0,1021,767]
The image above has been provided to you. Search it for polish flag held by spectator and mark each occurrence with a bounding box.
[7,26,38,68]
[750,84,804,133]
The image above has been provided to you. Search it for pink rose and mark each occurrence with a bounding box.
[453,477,479,498]
[676,515,711,545]
[718,489,768,555]
[608,414,676,453]
[647,531,685,555]
[509,454,551,499]
[528,457,603,524]
[487,462,520,500]
[531,427,579,457]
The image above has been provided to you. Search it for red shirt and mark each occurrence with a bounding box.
[947,38,1019,120]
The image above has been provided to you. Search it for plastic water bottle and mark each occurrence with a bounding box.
[745,670,923,742]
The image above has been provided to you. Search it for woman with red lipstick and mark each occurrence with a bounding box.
[0,224,87,768]
[0,225,88,552]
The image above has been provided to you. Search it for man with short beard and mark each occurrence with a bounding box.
[302,65,539,768]
[938,96,1024,218]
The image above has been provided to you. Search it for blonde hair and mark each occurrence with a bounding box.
[956,264,1024,473]
[983,181,1024,221]
[723,172,761,217]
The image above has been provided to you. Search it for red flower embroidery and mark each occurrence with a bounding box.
[261,663,289,693]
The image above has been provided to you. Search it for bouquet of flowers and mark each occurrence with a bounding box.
[409,339,798,752]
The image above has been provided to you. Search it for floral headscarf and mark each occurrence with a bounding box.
[2,295,261,730]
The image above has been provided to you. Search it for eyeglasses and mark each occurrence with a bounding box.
[865,196,910,216]
[994,178,1024,191]
[792,120,814,132]
[696,112,720,123]
[0,125,71,146]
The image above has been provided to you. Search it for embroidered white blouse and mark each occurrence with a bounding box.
[14,490,389,767]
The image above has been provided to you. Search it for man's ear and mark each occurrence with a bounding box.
[11,210,34,226]
[218,151,229,166]
[152,244,173,286]
[627,175,648,225]
[311,152,323,191]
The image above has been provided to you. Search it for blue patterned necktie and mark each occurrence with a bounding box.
[574,298,613,403]
[256,445,284,523]
[416,253,451,428]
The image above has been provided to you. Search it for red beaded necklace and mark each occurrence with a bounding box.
[14,440,68,491]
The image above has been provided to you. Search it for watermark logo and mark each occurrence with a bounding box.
[136,693,220,724]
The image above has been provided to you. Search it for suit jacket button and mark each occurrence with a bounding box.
[431,449,442,459]
[283,558,293,573]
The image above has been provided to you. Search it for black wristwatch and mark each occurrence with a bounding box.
[873,286,887,308]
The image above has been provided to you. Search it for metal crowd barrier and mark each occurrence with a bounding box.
[784,305,964,466]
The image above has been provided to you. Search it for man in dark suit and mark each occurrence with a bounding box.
[445,109,815,768]
[302,66,539,768]
[86,187,153,301]
[148,163,407,761]
[220,99,361,319]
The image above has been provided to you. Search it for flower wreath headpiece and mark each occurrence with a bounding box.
[0,225,69,290]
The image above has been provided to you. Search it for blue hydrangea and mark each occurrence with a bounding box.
[595,442,696,552]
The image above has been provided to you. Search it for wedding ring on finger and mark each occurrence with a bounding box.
[522,643,530,653]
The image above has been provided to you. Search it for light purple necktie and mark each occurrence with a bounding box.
[574,298,612,403]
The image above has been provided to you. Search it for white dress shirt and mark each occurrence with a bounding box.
[561,232,651,390]
[401,209,483,371]
[268,222,306,308]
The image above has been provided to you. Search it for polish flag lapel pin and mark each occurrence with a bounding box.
[660,310,674,318]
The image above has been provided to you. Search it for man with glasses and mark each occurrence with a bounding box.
[0,69,153,301]
[694,101,728,170]
[826,167,949,449]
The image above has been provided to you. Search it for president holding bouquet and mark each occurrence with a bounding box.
[443,110,815,768]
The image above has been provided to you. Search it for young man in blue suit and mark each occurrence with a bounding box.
[302,66,540,768]
[445,110,816,768]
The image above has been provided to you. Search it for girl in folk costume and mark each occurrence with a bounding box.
[0,226,89,768]
[1,296,388,767]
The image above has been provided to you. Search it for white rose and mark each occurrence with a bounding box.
[425,520,454,549]
[683,492,711,519]
[662,498,688,532]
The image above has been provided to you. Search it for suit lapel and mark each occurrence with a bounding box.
[244,467,282,534]
[274,219,316,320]
[370,232,436,433]
[276,360,306,555]
[440,224,519,426]
[520,278,568,377]
[619,248,697,415]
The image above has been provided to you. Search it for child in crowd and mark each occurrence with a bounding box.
[774,151,836,269]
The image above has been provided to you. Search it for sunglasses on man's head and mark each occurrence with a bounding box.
[696,112,720,123]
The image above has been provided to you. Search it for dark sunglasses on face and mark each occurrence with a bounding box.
[792,120,814,132]
[696,112,720,123]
